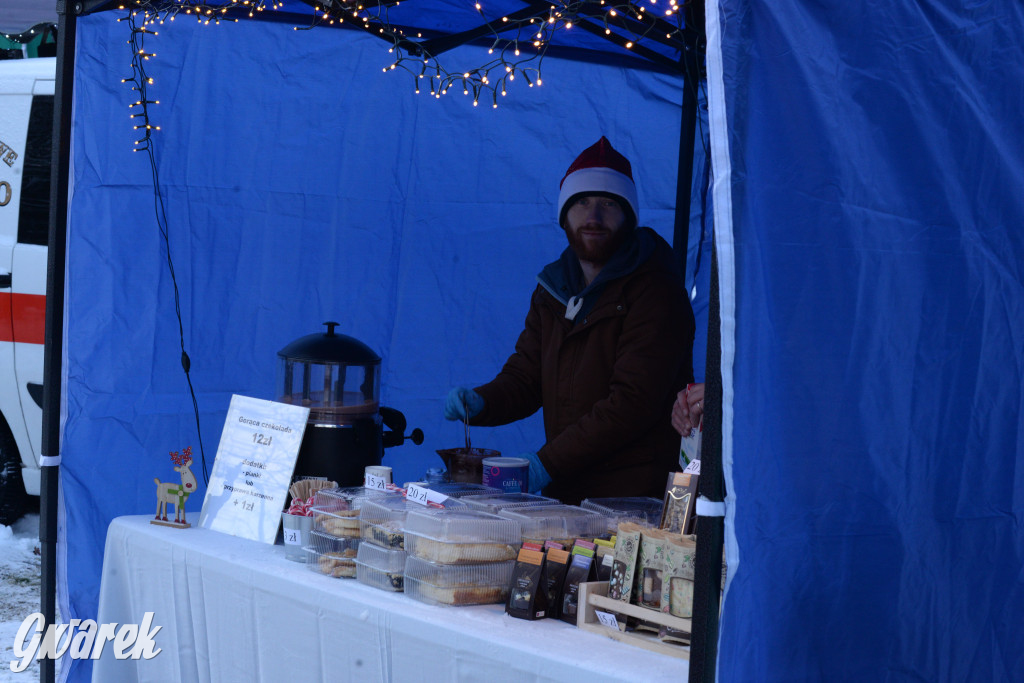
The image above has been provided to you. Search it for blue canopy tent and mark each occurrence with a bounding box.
[36,0,1024,681]
[39,1,715,681]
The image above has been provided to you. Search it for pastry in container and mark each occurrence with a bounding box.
[305,530,360,578]
[359,496,464,550]
[580,496,665,530]
[403,555,515,606]
[403,508,521,564]
[497,504,611,544]
[355,541,408,591]
[460,492,560,515]
[311,486,399,538]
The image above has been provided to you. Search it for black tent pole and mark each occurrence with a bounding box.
[688,241,726,683]
[671,45,697,270]
[40,2,77,682]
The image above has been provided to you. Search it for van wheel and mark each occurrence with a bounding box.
[0,427,26,526]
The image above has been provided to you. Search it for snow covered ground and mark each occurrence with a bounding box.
[0,505,52,681]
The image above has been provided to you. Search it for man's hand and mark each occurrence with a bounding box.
[444,387,484,421]
[518,452,552,493]
[671,382,705,436]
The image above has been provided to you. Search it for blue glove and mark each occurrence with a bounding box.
[444,387,484,421]
[519,451,552,493]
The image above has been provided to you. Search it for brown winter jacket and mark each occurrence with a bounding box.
[472,228,694,504]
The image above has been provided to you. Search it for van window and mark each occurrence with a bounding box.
[17,94,53,247]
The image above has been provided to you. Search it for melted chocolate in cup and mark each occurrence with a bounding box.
[436,447,501,484]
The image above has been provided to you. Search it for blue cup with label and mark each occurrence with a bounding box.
[481,456,530,493]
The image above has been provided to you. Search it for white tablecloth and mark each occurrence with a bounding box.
[94,514,688,682]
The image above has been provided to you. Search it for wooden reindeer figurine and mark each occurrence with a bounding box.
[152,446,197,529]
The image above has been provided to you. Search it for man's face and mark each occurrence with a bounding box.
[564,194,630,264]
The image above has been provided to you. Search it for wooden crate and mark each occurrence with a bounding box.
[576,581,691,659]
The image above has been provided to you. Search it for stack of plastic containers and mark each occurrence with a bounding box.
[580,496,665,531]
[354,495,446,591]
[403,509,522,606]
[305,487,392,579]
[497,504,611,545]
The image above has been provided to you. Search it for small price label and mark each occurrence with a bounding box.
[683,459,701,475]
[595,610,620,630]
[283,528,302,546]
[364,473,388,491]
[405,483,449,507]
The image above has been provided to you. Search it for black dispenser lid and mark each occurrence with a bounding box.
[277,322,381,364]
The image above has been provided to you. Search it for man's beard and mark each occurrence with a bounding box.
[565,224,632,265]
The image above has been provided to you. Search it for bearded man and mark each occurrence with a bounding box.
[445,137,695,503]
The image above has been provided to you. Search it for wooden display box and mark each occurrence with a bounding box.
[576,581,691,659]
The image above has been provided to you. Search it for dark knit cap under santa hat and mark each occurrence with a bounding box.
[557,136,639,228]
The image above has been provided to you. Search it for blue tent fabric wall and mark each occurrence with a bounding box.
[60,11,700,681]
[708,0,1024,681]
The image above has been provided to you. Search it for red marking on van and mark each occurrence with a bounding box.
[0,292,46,344]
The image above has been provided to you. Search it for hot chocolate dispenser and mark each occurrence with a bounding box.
[277,322,422,487]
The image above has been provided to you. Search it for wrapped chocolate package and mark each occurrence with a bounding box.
[637,528,673,610]
[660,533,697,618]
[542,547,570,620]
[660,468,699,535]
[506,548,549,620]
[558,551,594,625]
[608,522,643,603]
[596,549,615,582]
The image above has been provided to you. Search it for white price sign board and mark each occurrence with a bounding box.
[198,395,310,544]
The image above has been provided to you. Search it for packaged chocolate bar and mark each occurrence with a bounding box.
[596,548,615,581]
[660,533,697,618]
[506,548,549,620]
[660,466,700,535]
[637,528,674,610]
[570,539,599,582]
[608,522,643,603]
[558,552,593,625]
[542,547,569,619]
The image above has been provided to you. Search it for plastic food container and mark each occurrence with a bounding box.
[580,496,665,529]
[311,487,401,538]
[403,509,521,564]
[359,497,421,549]
[403,556,515,606]
[305,530,360,578]
[355,542,407,591]
[460,492,560,515]
[497,505,611,542]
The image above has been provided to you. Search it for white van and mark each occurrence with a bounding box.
[0,56,54,524]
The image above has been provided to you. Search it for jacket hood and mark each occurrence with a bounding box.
[537,226,659,321]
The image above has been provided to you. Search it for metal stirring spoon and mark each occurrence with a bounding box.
[463,397,472,453]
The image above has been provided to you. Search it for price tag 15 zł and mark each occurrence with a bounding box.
[364,473,389,492]
[406,483,449,507]
[595,610,620,630]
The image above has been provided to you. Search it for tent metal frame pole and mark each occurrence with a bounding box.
[41,2,78,683]
[672,62,696,270]
[688,241,725,683]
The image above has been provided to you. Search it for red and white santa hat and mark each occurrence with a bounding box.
[557,136,639,227]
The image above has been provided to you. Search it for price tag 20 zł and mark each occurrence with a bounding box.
[406,483,449,507]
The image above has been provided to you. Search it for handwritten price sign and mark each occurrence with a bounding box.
[595,610,620,630]
[364,473,389,491]
[405,483,449,507]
